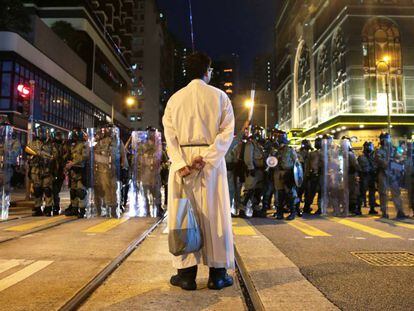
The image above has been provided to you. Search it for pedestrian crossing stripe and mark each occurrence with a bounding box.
[0,260,53,292]
[4,216,67,232]
[329,217,402,239]
[288,220,331,237]
[83,217,130,233]
[232,219,257,236]
[378,218,414,230]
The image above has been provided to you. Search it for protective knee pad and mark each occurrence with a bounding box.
[76,189,87,200]
[33,187,43,198]
[44,187,53,198]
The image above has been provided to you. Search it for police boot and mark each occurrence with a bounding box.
[302,204,313,215]
[286,205,296,221]
[273,206,284,220]
[368,207,378,215]
[353,205,362,216]
[32,207,43,217]
[170,266,197,291]
[65,205,79,217]
[396,211,407,219]
[52,206,60,216]
[156,205,165,218]
[43,206,53,217]
[78,208,86,219]
[208,267,234,290]
[381,212,389,219]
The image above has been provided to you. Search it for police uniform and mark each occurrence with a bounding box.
[225,137,239,216]
[27,136,58,216]
[274,142,298,220]
[303,140,322,214]
[52,135,70,215]
[66,136,87,217]
[348,148,361,215]
[358,144,378,214]
[375,134,406,218]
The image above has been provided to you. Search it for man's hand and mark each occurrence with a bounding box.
[192,156,206,170]
[178,166,192,177]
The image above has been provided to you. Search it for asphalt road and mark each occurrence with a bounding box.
[0,215,157,310]
[249,210,414,311]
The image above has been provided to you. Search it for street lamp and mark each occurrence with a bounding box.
[376,56,392,135]
[244,99,268,130]
[111,96,138,124]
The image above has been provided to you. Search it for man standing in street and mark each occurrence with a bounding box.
[163,52,235,291]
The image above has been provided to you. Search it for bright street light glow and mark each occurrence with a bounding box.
[126,96,137,106]
[244,99,254,109]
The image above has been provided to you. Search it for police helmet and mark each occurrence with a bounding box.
[301,139,312,150]
[379,132,391,146]
[363,141,374,154]
[314,137,322,150]
[277,132,289,145]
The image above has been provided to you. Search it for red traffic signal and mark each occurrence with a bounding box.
[17,84,31,98]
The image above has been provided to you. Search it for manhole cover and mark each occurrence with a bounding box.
[351,251,414,266]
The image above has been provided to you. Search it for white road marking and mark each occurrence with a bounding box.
[355,237,367,240]
[304,236,314,239]
[0,260,25,274]
[0,261,53,292]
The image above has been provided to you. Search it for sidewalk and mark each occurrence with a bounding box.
[233,218,338,310]
[81,219,246,311]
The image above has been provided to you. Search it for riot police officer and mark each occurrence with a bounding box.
[297,139,312,213]
[52,131,69,215]
[358,141,378,215]
[273,132,299,220]
[26,128,58,216]
[303,137,322,214]
[375,133,406,219]
[342,136,361,215]
[240,126,265,217]
[65,128,88,218]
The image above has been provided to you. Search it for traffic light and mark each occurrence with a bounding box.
[16,83,31,116]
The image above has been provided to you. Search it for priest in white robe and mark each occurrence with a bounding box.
[162,52,235,291]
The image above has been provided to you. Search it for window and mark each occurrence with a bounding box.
[296,44,311,128]
[362,18,404,114]
[332,28,348,115]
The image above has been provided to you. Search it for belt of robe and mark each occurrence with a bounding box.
[180,144,210,148]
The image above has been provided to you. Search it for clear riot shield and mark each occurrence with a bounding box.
[128,130,162,217]
[85,128,95,218]
[406,141,413,215]
[0,125,13,220]
[320,139,349,216]
[93,126,122,218]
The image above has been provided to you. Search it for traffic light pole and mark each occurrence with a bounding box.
[25,80,35,199]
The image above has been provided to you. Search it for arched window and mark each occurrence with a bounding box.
[297,44,311,128]
[362,18,404,114]
[332,28,348,114]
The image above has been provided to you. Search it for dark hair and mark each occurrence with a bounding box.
[186,52,212,80]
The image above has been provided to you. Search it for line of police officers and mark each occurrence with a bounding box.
[225,125,414,220]
[23,125,165,218]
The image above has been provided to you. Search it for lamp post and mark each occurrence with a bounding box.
[111,96,138,124]
[244,100,268,130]
[376,56,392,135]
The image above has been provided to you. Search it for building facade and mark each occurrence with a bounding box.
[275,0,414,141]
[0,0,134,142]
[129,0,175,130]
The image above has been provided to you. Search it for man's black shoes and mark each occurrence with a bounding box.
[170,266,197,291]
[208,268,234,290]
[207,274,233,290]
[170,274,197,291]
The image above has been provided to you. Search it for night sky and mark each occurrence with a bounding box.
[156,0,281,78]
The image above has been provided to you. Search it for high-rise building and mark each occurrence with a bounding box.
[0,0,134,142]
[275,0,414,141]
[129,0,175,129]
[211,54,240,100]
[254,54,274,92]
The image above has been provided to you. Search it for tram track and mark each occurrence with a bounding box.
[0,216,79,244]
[55,214,263,311]
[59,215,166,311]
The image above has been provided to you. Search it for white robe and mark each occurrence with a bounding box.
[162,79,235,270]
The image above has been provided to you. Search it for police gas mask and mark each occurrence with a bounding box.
[363,141,374,155]
[379,133,391,147]
[277,133,289,146]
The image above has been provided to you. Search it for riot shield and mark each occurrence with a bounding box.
[85,128,95,218]
[93,126,122,218]
[128,130,162,217]
[0,125,13,220]
[320,139,349,216]
[406,141,413,216]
